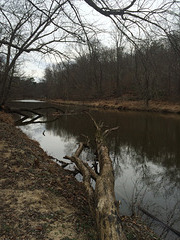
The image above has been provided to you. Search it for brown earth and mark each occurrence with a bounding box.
[0,112,97,240]
[0,112,160,240]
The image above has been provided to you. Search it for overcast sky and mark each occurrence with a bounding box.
[21,0,179,81]
[22,2,113,81]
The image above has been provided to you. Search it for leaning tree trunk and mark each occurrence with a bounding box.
[94,125,127,240]
[64,116,127,240]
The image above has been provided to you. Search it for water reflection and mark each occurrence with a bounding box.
[13,99,44,103]
[45,110,180,170]
[13,102,180,240]
[44,110,180,239]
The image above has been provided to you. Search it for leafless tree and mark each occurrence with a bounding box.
[64,116,127,240]
[84,0,179,37]
[0,0,95,105]
[0,0,179,105]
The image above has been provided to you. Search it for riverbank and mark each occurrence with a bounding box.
[0,111,160,240]
[0,112,96,240]
[49,98,180,114]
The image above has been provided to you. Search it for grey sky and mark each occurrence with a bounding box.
[21,0,180,80]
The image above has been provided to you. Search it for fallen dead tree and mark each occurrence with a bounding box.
[0,105,78,126]
[64,115,127,240]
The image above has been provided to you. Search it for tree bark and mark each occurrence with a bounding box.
[94,124,127,240]
[64,116,127,240]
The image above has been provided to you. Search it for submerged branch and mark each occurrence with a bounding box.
[138,206,180,238]
[1,105,83,126]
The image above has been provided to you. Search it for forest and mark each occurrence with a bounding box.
[5,32,180,105]
[0,1,180,106]
[42,34,180,104]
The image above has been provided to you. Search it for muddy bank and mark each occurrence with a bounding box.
[0,112,160,240]
[49,99,180,114]
[0,112,96,240]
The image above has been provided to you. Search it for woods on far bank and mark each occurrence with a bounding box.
[4,34,180,106]
[43,35,180,105]
[0,1,180,106]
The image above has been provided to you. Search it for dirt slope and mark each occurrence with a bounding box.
[0,112,161,240]
[0,112,96,240]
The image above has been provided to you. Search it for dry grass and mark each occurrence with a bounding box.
[50,98,180,114]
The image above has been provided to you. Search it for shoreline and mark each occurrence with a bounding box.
[0,111,162,240]
[49,99,180,114]
[0,111,96,240]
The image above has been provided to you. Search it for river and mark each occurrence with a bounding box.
[10,100,180,240]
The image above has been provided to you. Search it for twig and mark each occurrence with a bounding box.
[138,206,180,237]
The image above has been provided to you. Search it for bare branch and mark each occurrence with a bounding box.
[84,0,125,17]
[64,141,98,180]
[0,40,33,52]
[103,126,119,138]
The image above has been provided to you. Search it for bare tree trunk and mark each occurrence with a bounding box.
[0,72,9,105]
[144,73,150,107]
[64,116,127,240]
[94,124,127,240]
